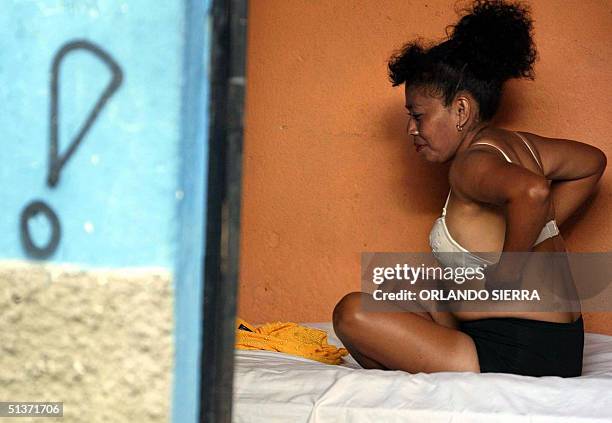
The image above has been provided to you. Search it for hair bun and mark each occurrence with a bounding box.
[448,0,537,82]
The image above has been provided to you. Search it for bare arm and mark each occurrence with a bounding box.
[450,148,552,253]
[451,136,607,286]
[550,173,605,227]
[526,134,607,227]
[450,148,552,285]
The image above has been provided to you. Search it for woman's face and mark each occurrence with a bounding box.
[404,85,459,163]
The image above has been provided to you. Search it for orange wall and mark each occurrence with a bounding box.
[238,0,612,334]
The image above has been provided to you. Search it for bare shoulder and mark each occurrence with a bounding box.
[450,132,544,206]
[517,131,607,180]
[450,127,517,178]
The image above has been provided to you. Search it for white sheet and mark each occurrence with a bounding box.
[233,322,612,422]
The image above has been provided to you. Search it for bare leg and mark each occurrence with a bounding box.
[337,299,434,370]
[332,292,480,373]
[379,278,460,329]
[342,340,389,369]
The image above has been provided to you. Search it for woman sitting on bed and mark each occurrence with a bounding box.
[333,0,606,377]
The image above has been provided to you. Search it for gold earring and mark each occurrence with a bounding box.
[456,124,463,132]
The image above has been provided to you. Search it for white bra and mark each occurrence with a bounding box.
[429,132,560,268]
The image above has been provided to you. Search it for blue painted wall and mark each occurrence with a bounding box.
[0,0,205,268]
[0,1,211,422]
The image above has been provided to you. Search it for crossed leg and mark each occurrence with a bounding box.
[332,291,481,373]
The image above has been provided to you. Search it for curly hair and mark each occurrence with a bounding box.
[388,0,537,121]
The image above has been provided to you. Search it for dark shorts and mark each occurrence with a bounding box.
[459,316,584,377]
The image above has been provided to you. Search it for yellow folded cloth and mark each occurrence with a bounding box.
[235,317,349,365]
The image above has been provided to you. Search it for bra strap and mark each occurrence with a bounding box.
[514,132,543,171]
[442,190,452,217]
[470,142,513,163]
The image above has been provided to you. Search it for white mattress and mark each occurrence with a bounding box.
[233,322,612,422]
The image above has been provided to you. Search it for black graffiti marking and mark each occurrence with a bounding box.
[20,200,62,259]
[48,39,123,187]
[18,40,123,258]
